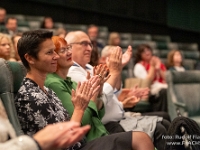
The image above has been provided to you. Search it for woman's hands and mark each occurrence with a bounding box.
[118,86,150,108]
[70,76,100,122]
[93,64,110,86]
[71,78,99,111]
[150,56,162,70]
[33,121,90,150]
[93,64,110,95]
[121,96,140,108]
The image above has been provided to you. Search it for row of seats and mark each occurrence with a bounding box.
[7,14,199,52]
[6,14,200,70]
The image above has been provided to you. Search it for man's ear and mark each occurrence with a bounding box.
[24,53,35,65]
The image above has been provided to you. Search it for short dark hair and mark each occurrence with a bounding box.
[17,30,53,70]
[5,17,17,24]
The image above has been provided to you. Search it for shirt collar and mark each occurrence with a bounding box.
[72,61,91,70]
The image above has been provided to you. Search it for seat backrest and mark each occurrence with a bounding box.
[0,58,26,136]
[166,70,200,118]
[125,77,151,101]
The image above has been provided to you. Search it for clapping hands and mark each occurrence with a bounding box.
[118,86,150,108]
[71,76,100,111]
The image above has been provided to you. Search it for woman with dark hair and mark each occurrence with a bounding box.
[40,17,54,29]
[167,50,185,71]
[133,44,168,112]
[15,30,154,150]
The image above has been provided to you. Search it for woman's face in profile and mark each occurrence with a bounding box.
[141,48,152,62]
[32,39,59,73]
[56,42,73,69]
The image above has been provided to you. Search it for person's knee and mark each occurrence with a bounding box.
[132,131,154,150]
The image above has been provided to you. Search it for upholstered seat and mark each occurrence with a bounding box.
[0,58,26,136]
[166,70,200,126]
[124,77,152,112]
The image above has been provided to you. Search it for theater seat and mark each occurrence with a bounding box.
[124,78,152,112]
[0,58,26,136]
[166,70,200,126]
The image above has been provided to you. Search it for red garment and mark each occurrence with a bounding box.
[141,61,166,83]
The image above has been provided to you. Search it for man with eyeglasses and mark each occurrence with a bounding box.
[66,31,132,132]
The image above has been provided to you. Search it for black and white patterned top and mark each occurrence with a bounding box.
[15,78,84,150]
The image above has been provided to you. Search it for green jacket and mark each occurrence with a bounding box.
[45,73,109,141]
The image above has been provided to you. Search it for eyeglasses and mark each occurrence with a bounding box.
[58,45,72,54]
[70,41,93,49]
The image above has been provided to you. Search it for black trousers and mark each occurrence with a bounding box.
[149,89,168,112]
[154,119,171,150]
[104,121,125,134]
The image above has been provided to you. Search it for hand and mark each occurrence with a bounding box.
[33,121,90,150]
[118,86,149,102]
[149,56,157,67]
[128,86,150,100]
[94,64,110,86]
[106,46,123,75]
[122,96,140,108]
[154,57,161,70]
[150,56,161,70]
[118,88,131,102]
[71,81,93,111]
[87,75,101,96]
[122,45,132,68]
[87,64,110,98]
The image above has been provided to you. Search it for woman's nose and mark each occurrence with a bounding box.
[53,51,60,59]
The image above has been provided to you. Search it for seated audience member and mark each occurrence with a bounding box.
[108,32,121,46]
[55,27,67,38]
[45,36,118,141]
[65,31,169,150]
[99,45,171,121]
[133,44,168,112]
[0,7,6,25]
[167,50,185,71]
[15,30,154,150]
[87,24,104,53]
[4,17,18,36]
[0,100,90,150]
[12,33,22,61]
[40,16,54,29]
[87,24,104,66]
[0,33,16,61]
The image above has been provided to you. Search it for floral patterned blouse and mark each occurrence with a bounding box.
[15,78,84,150]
